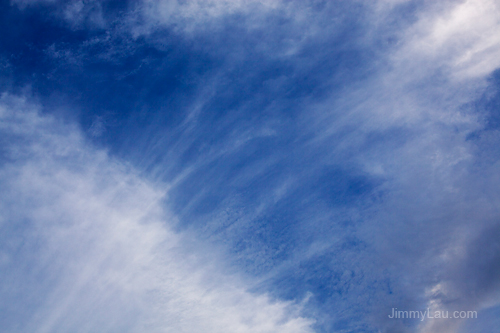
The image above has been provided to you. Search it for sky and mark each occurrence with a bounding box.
[0,0,500,332]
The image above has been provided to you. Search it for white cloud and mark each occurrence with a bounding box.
[394,0,500,80]
[12,0,106,29]
[0,94,314,333]
[294,2,500,332]
[4,1,500,331]
[130,0,281,34]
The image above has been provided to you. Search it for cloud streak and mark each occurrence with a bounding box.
[0,94,314,332]
[2,1,500,332]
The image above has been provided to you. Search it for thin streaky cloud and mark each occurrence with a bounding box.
[1,0,500,332]
[0,94,314,333]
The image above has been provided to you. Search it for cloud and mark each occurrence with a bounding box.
[3,1,500,332]
[121,2,500,331]
[391,0,500,80]
[12,0,107,29]
[284,1,500,331]
[0,94,314,332]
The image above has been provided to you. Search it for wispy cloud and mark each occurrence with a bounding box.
[0,94,314,332]
[2,1,500,332]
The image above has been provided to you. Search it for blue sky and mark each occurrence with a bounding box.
[1,0,500,332]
